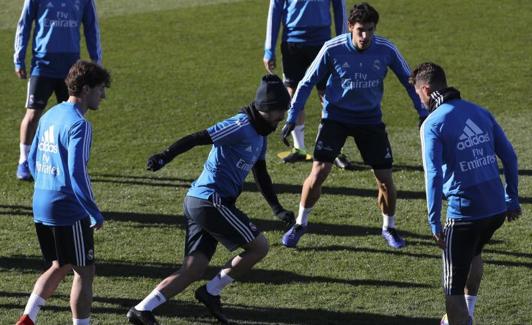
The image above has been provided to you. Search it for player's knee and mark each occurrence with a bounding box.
[250,234,269,259]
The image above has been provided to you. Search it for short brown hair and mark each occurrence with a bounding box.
[65,60,111,97]
[348,2,379,25]
[409,62,447,90]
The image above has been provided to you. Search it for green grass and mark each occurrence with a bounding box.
[1,0,531,324]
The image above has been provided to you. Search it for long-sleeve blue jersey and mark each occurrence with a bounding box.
[287,33,427,125]
[420,99,519,235]
[28,102,103,227]
[14,0,102,78]
[187,113,267,201]
[264,0,347,61]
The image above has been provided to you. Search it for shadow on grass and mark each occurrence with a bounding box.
[0,290,438,324]
[90,173,532,203]
[0,256,431,288]
[297,245,532,269]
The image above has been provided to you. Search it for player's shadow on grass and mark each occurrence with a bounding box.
[0,256,431,288]
[0,290,438,324]
[297,245,531,268]
[90,173,532,203]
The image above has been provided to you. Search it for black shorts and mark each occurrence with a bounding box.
[183,194,261,260]
[442,213,505,295]
[35,217,95,267]
[314,119,393,169]
[26,76,69,110]
[281,42,327,91]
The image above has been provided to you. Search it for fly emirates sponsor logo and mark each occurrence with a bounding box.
[37,126,60,176]
[457,119,496,173]
[341,73,380,90]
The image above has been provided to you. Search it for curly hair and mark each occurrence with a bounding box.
[348,2,379,25]
[65,60,111,97]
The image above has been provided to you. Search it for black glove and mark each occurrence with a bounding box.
[275,208,295,227]
[146,153,167,171]
[418,115,427,129]
[281,123,295,146]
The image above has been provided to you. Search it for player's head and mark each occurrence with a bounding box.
[348,2,379,50]
[409,62,448,107]
[254,74,290,128]
[65,60,111,110]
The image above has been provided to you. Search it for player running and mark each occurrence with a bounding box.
[127,75,295,325]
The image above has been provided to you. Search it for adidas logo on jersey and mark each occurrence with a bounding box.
[456,119,490,150]
[342,62,350,69]
[38,126,59,153]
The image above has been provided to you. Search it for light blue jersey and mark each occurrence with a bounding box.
[28,102,103,226]
[14,0,102,78]
[187,113,267,200]
[287,33,427,125]
[420,99,519,235]
[264,0,347,61]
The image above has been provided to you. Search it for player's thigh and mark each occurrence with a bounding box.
[281,42,310,89]
[474,213,505,256]
[313,119,348,163]
[54,79,69,103]
[183,196,219,260]
[25,76,56,110]
[353,123,393,169]
[36,218,95,267]
[442,220,478,295]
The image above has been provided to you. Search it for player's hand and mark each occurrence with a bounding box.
[15,68,27,79]
[263,58,276,74]
[433,231,445,249]
[506,207,521,222]
[275,209,295,227]
[281,123,295,146]
[92,223,103,230]
[146,153,167,171]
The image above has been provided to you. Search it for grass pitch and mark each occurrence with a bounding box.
[0,0,530,324]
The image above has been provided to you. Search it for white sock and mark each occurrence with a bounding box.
[206,269,234,296]
[23,293,46,323]
[382,214,396,230]
[291,125,305,151]
[19,143,31,164]
[296,203,313,226]
[72,318,90,325]
[135,289,166,311]
[465,294,477,317]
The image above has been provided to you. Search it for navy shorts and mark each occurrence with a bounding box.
[314,119,393,169]
[26,76,69,110]
[35,217,95,267]
[281,42,327,91]
[183,194,261,260]
[442,213,505,295]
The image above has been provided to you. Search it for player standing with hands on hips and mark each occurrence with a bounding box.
[413,62,521,325]
[127,75,294,325]
[280,2,427,249]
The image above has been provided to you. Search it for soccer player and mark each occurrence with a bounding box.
[127,75,295,325]
[280,2,427,248]
[14,0,102,181]
[264,0,354,168]
[413,62,521,325]
[16,61,110,325]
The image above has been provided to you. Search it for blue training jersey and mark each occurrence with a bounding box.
[14,0,102,78]
[264,0,347,61]
[187,113,267,201]
[420,99,519,235]
[28,102,104,227]
[287,33,427,125]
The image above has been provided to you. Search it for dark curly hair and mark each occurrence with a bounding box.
[348,2,379,25]
[65,60,111,97]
